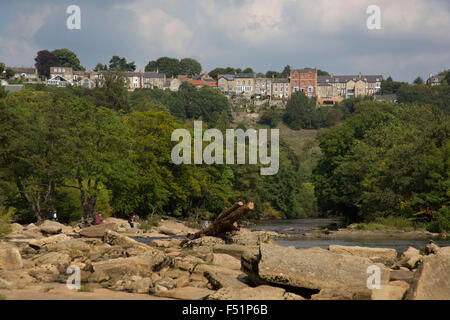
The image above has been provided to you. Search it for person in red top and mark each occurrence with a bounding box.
[95,213,103,225]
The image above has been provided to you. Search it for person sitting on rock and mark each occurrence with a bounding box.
[95,213,103,225]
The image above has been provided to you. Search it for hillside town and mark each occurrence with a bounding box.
[2,63,446,106]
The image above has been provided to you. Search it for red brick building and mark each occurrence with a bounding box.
[290,67,318,98]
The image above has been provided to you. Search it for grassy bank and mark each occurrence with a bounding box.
[350,216,428,232]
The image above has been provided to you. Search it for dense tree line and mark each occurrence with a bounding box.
[0,76,318,224]
[312,101,449,232]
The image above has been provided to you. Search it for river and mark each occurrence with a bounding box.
[249,218,450,253]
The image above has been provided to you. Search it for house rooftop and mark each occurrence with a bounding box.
[235,73,255,78]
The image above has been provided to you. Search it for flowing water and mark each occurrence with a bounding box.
[133,218,450,253]
[249,218,450,253]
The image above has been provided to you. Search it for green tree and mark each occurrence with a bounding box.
[281,65,291,78]
[265,71,281,78]
[145,57,180,77]
[93,63,108,72]
[283,91,316,130]
[52,48,85,71]
[179,58,202,77]
[0,90,73,222]
[413,76,424,85]
[109,55,136,71]
[92,70,129,112]
[0,63,5,76]
[317,69,329,76]
[64,101,135,222]
[34,50,59,78]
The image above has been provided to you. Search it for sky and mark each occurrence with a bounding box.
[0,0,449,82]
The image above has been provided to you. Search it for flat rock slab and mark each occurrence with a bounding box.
[213,244,259,260]
[390,270,415,282]
[329,245,397,266]
[0,284,171,300]
[212,253,241,270]
[155,286,213,300]
[244,243,390,295]
[206,285,304,300]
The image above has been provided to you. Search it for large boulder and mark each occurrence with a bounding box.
[206,285,305,300]
[10,223,24,233]
[329,245,397,267]
[31,251,72,268]
[103,217,131,230]
[228,229,278,246]
[39,220,73,235]
[396,247,423,269]
[405,251,450,300]
[242,244,390,297]
[157,219,198,236]
[0,243,23,270]
[89,249,167,282]
[28,234,69,250]
[79,223,117,238]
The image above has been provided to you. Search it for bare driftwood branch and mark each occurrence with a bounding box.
[182,202,254,245]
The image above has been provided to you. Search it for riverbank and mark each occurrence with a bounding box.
[0,218,449,300]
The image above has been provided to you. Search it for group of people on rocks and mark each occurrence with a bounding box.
[49,209,138,229]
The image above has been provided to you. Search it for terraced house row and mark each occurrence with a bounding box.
[218,68,384,104]
[7,65,383,105]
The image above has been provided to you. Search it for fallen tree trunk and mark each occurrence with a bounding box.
[182,202,254,245]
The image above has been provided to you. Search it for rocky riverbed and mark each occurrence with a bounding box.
[0,218,449,300]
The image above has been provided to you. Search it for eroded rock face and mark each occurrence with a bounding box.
[242,243,390,297]
[329,245,397,267]
[103,230,149,250]
[206,285,304,300]
[182,236,225,248]
[406,250,450,300]
[0,243,23,270]
[111,275,153,294]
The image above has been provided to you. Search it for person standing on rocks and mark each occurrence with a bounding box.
[128,214,136,229]
[52,210,58,222]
